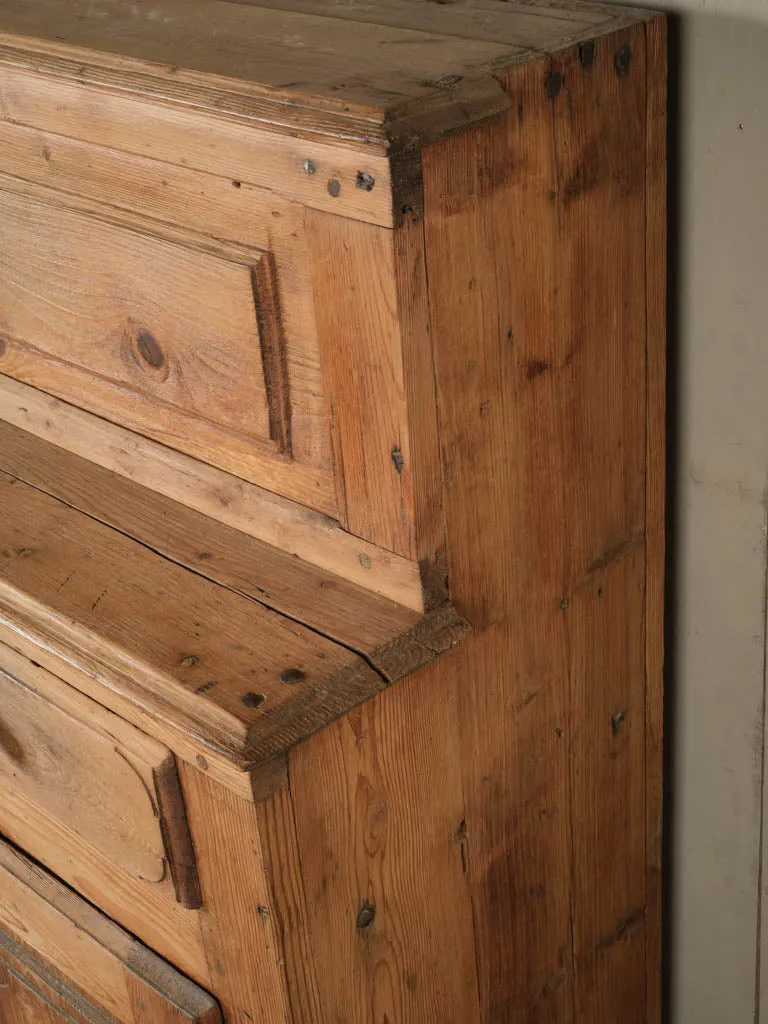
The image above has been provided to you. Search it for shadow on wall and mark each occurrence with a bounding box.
[662,14,681,1024]
[646,5,768,1023]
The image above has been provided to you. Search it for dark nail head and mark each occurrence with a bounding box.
[280,667,306,685]
[546,72,562,99]
[614,45,631,77]
[241,691,266,708]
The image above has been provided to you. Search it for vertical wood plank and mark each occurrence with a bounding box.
[288,663,481,1024]
[550,25,649,1022]
[422,57,576,1024]
[421,24,659,1021]
[306,211,443,566]
[257,786,325,1023]
[178,762,292,1024]
[644,17,668,1024]
[394,213,446,580]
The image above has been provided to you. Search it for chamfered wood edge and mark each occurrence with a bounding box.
[0,0,660,232]
[0,551,467,807]
[0,4,656,154]
[0,423,470,798]
[0,926,117,1024]
[0,837,223,1022]
[0,374,426,613]
[153,758,204,911]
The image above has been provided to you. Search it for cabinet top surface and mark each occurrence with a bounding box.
[0,0,654,147]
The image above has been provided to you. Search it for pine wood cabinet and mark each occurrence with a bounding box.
[0,1,666,1021]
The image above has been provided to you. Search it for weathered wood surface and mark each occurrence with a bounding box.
[0,424,467,791]
[0,375,423,610]
[306,212,443,565]
[0,936,112,1024]
[0,839,221,1023]
[0,57,398,224]
[0,419,465,676]
[0,0,652,153]
[269,21,665,1023]
[180,762,293,1024]
[0,468,381,767]
[0,182,336,510]
[0,640,201,909]
[0,7,665,1022]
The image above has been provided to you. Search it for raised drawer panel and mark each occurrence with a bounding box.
[0,188,271,442]
[0,186,337,515]
[0,641,201,909]
[0,839,220,1023]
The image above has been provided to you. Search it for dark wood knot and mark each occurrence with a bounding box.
[0,720,27,767]
[135,329,165,369]
[357,900,376,931]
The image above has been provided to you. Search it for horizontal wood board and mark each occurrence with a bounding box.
[0,421,468,778]
[0,0,655,151]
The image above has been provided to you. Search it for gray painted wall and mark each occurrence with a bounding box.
[610,1,768,1019]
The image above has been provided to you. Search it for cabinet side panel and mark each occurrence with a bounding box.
[287,665,482,1024]
[550,24,649,1024]
[178,763,292,1024]
[422,56,576,1024]
[421,23,660,1023]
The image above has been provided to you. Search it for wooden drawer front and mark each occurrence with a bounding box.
[0,839,220,1023]
[0,187,334,510]
[0,641,201,911]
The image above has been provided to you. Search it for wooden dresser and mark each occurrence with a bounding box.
[0,2,666,1021]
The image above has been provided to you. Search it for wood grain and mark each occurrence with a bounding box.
[179,761,292,1024]
[0,468,391,768]
[256,785,325,1023]
[0,187,340,510]
[550,28,649,1022]
[0,838,221,1023]
[0,644,166,885]
[0,428,467,795]
[0,0,651,152]
[422,58,575,1022]
[0,647,209,978]
[0,934,112,1024]
[0,134,334,478]
[288,663,481,1023]
[253,252,292,455]
[0,419,422,659]
[0,374,425,612]
[0,192,264,451]
[306,212,415,553]
[0,9,664,1021]
[0,60,396,224]
[306,212,443,566]
[417,26,662,1019]
[0,639,204,911]
[644,17,668,1024]
[0,785,210,986]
